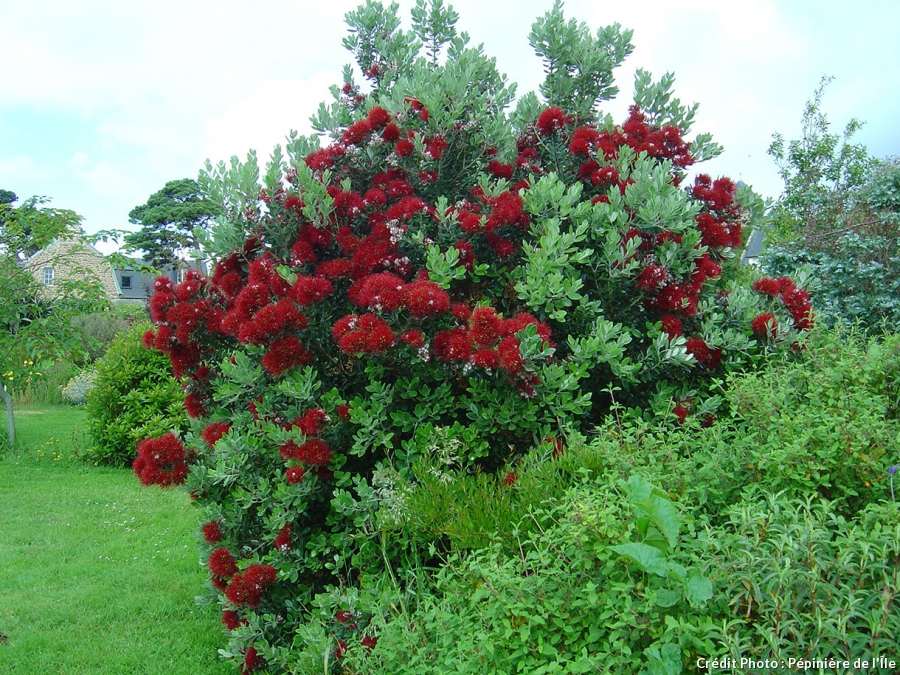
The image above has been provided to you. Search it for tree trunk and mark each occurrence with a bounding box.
[0,381,13,446]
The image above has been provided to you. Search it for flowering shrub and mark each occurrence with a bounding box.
[136,2,815,671]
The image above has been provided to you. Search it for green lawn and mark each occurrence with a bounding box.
[0,405,232,675]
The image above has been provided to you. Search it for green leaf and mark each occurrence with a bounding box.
[610,542,667,577]
[642,643,682,675]
[684,574,713,607]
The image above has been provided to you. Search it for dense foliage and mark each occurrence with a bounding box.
[136,2,821,672]
[762,79,900,330]
[0,193,107,443]
[289,326,899,673]
[84,323,187,466]
[126,178,223,269]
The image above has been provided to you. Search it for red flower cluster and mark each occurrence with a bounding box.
[133,433,189,487]
[209,546,239,579]
[564,106,692,169]
[226,564,277,609]
[273,524,292,552]
[751,312,778,338]
[692,175,742,249]
[333,313,396,354]
[685,337,722,369]
[202,521,223,544]
[201,422,232,448]
[536,107,568,136]
[752,277,814,330]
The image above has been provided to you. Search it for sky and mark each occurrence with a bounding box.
[2,0,898,252]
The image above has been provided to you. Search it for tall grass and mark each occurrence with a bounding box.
[10,360,76,406]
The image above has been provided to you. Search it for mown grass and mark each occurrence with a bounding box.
[0,405,231,675]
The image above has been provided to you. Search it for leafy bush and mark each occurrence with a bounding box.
[290,475,717,675]
[136,3,816,672]
[704,495,900,664]
[762,234,900,330]
[284,329,900,674]
[763,78,900,332]
[83,322,186,466]
[61,369,96,405]
[70,303,150,362]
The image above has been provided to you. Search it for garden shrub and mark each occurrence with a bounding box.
[70,303,149,362]
[290,475,719,674]
[61,369,96,405]
[763,78,900,332]
[83,322,187,466]
[135,2,818,671]
[702,494,900,665]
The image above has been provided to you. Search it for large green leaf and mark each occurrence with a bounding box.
[611,542,667,577]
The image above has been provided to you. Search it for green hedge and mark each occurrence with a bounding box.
[83,322,187,466]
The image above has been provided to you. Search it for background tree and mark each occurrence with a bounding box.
[124,178,222,269]
[0,196,107,444]
[762,79,900,329]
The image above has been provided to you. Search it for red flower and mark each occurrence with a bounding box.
[133,433,189,487]
[469,306,501,345]
[503,471,518,486]
[342,118,372,145]
[294,408,329,436]
[751,312,777,338]
[273,524,292,552]
[261,336,313,376]
[569,126,600,156]
[334,314,396,355]
[285,466,306,485]
[367,106,391,129]
[471,347,500,370]
[399,329,426,348]
[425,134,448,159]
[673,405,688,424]
[660,314,683,338]
[336,405,351,421]
[433,327,473,362]
[685,337,711,365]
[450,302,472,322]
[536,107,568,136]
[226,564,277,609]
[401,280,450,318]
[222,610,242,630]
[487,160,514,180]
[350,272,406,311]
[296,439,333,467]
[361,634,378,652]
[752,277,781,297]
[394,139,414,157]
[202,521,223,544]
[209,547,239,578]
[498,336,523,373]
[291,275,334,306]
[242,646,259,673]
[637,265,668,291]
[201,422,231,448]
[183,392,208,419]
[381,123,400,142]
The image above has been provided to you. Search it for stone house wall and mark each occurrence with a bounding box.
[24,237,120,301]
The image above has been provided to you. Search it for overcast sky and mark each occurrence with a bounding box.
[2,0,898,250]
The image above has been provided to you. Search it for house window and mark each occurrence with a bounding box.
[120,275,132,289]
[43,267,54,285]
